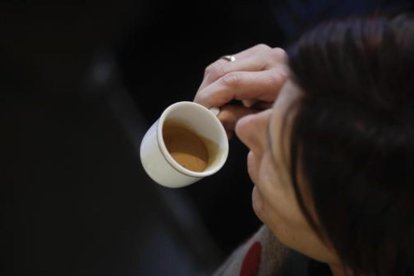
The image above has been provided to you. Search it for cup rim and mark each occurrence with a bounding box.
[156,101,229,177]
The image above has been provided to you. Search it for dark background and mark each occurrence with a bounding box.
[1,0,411,275]
[0,0,280,275]
[116,0,284,254]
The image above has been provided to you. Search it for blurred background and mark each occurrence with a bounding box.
[1,0,412,275]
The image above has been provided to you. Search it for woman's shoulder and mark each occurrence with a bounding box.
[212,225,332,276]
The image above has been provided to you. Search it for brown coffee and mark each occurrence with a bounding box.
[163,121,217,172]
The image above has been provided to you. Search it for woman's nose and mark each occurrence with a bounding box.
[235,109,271,153]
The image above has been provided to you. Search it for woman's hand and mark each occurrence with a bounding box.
[194,44,288,138]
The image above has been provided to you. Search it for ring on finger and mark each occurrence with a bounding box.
[220,55,236,62]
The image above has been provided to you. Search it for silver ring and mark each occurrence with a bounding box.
[221,55,236,62]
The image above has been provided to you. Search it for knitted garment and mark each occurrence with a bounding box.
[212,225,332,276]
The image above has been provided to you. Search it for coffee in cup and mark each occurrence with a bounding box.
[163,120,215,172]
[140,101,228,188]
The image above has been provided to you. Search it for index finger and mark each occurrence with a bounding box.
[194,64,288,108]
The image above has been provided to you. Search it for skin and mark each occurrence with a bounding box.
[194,44,348,275]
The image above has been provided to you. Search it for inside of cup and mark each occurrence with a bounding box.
[159,102,229,175]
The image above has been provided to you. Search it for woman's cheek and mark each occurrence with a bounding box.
[246,152,256,180]
[251,186,265,221]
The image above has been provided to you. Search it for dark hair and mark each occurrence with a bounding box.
[287,12,414,275]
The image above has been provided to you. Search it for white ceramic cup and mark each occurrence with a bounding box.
[139,101,229,188]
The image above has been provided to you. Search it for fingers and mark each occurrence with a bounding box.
[194,45,288,109]
[193,44,289,139]
[217,104,257,139]
[198,44,275,91]
[195,67,288,108]
[198,45,287,91]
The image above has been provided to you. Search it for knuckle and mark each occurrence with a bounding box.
[254,43,271,52]
[220,72,241,88]
[204,61,226,80]
[266,70,288,93]
[266,72,283,86]
[271,47,287,61]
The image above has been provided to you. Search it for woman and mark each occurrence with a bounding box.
[194,12,414,276]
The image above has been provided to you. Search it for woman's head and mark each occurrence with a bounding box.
[236,78,341,264]
[235,11,414,275]
[288,12,414,275]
